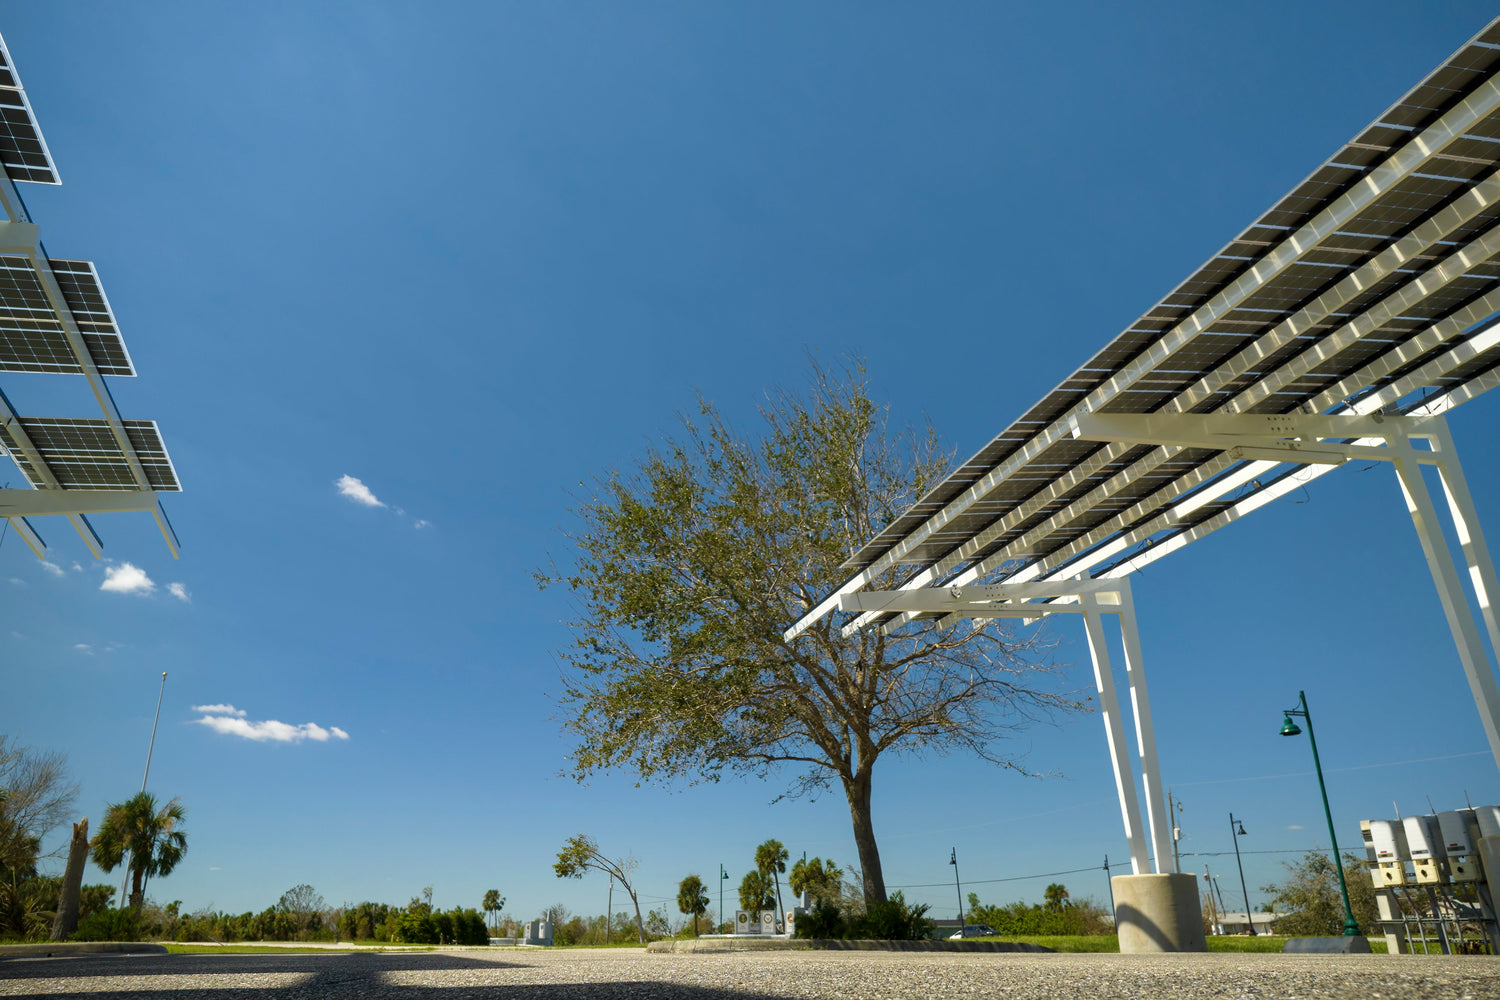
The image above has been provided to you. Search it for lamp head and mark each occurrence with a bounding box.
[1236,822,1247,836]
[1280,715,1302,737]
[949,848,957,865]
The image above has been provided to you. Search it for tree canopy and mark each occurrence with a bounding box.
[676,874,709,936]
[553,834,645,943]
[1261,851,1376,936]
[89,792,187,911]
[543,360,1078,901]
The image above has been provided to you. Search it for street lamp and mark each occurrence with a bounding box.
[720,864,730,934]
[1229,813,1254,935]
[1280,689,1361,936]
[950,848,965,933]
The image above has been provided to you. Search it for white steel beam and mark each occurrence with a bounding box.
[0,488,160,517]
[1393,447,1500,770]
[847,245,1500,639]
[5,515,44,557]
[846,579,1165,874]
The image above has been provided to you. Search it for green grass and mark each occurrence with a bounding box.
[164,943,437,955]
[955,934,1388,955]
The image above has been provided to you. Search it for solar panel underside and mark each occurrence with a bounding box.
[827,17,1500,624]
[0,417,179,491]
[0,34,58,184]
[0,256,134,376]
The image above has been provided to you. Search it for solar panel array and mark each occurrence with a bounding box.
[0,417,177,491]
[793,16,1500,635]
[0,33,56,184]
[0,256,134,376]
[0,29,180,557]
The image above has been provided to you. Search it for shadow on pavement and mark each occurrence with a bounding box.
[0,951,799,998]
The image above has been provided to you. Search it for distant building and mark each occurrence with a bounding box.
[1213,912,1280,935]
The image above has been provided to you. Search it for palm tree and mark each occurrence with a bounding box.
[90,792,187,911]
[1043,883,1069,912]
[482,889,504,931]
[677,874,709,936]
[754,839,789,927]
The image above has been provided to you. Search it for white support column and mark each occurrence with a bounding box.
[1392,448,1500,770]
[1081,596,1151,874]
[1430,426,1500,677]
[1116,582,1174,874]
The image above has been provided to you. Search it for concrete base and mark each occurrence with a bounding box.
[1112,873,1207,954]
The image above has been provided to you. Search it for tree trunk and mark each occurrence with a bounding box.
[50,818,89,941]
[843,771,886,904]
[129,865,146,912]
[629,888,645,943]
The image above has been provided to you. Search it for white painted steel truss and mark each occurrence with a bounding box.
[1071,411,1500,772]
[841,578,1171,876]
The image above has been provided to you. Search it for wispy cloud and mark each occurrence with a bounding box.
[101,562,156,595]
[168,582,191,602]
[74,643,93,655]
[336,474,385,508]
[40,560,64,577]
[194,705,350,744]
[191,704,246,717]
[414,519,430,530]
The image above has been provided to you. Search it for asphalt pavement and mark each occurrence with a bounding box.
[2,946,1498,998]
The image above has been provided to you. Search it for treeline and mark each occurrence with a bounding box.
[965,886,1113,937]
[150,897,492,945]
[542,904,675,945]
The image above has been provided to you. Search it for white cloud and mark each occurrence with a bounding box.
[71,562,83,573]
[8,577,24,586]
[168,582,191,602]
[191,704,246,717]
[1286,824,1304,830]
[209,866,222,871]
[101,562,156,595]
[414,519,430,530]
[40,560,64,577]
[194,706,350,744]
[74,643,93,655]
[336,474,385,508]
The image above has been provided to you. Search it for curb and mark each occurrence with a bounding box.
[647,938,1054,954]
[0,942,169,959]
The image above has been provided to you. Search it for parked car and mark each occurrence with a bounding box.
[949,924,997,939]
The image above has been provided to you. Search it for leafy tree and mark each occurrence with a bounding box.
[739,869,776,912]
[677,874,709,936]
[1043,883,1069,911]
[754,839,789,924]
[89,792,187,911]
[553,834,645,943]
[482,888,505,931]
[1261,851,1377,937]
[277,883,326,938]
[789,856,842,905]
[0,737,80,864]
[543,360,1075,902]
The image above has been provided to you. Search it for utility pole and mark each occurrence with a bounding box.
[119,672,167,909]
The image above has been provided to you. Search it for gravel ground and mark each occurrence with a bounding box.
[1,946,1498,999]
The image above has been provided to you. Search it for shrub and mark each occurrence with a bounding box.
[794,901,846,940]
[72,907,140,942]
[847,892,933,941]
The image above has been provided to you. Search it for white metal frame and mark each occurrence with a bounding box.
[840,578,1173,875]
[0,158,177,558]
[1072,411,1500,771]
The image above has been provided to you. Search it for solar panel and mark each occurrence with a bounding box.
[0,256,134,375]
[0,33,58,184]
[0,417,179,491]
[790,16,1500,638]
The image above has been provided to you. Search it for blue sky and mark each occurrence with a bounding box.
[3,0,1499,926]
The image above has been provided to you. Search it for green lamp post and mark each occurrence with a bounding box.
[1280,689,1361,936]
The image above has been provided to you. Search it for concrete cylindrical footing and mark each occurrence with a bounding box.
[1112,873,1207,953]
